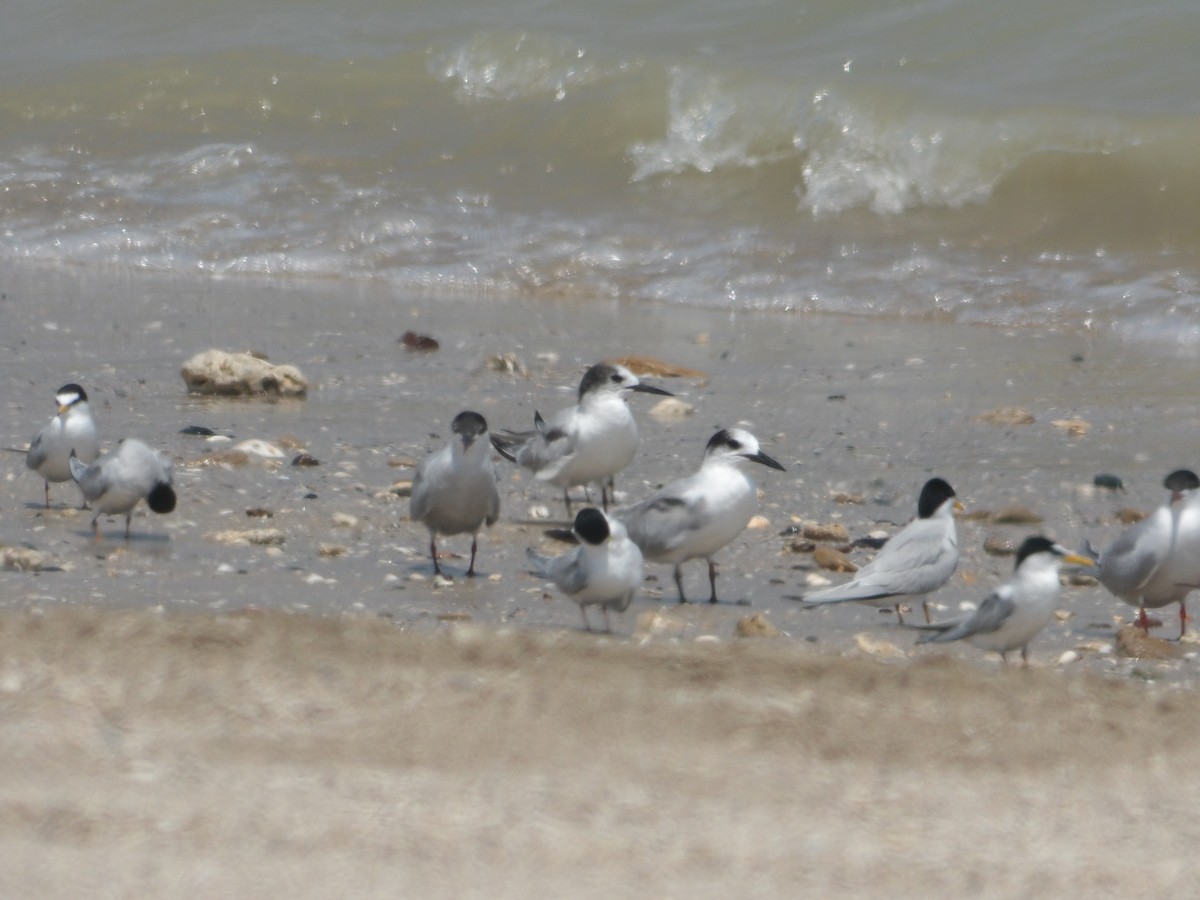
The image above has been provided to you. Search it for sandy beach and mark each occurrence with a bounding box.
[4,262,1200,895]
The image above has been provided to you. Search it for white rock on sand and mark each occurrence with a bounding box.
[180,349,308,397]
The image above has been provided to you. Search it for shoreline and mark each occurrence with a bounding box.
[4,261,1200,893]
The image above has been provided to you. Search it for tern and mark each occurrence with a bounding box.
[410,410,501,578]
[616,428,785,604]
[69,438,176,541]
[527,507,644,632]
[27,383,99,508]
[491,362,672,513]
[793,478,962,623]
[1090,469,1200,637]
[912,536,1093,664]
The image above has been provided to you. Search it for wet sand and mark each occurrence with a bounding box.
[3,262,1200,895]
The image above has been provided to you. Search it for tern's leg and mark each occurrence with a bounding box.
[922,600,932,625]
[467,536,479,578]
[125,511,133,542]
[602,605,612,633]
[91,512,103,542]
[580,606,592,632]
[1020,645,1030,667]
[1137,603,1152,633]
[43,481,51,509]
[562,489,573,517]
[893,604,906,625]
[430,536,443,577]
[707,560,719,604]
[1180,600,1190,639]
[673,565,689,604]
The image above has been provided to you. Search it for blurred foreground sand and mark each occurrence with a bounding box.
[2,608,1197,897]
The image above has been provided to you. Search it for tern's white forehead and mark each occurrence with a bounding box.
[55,388,82,406]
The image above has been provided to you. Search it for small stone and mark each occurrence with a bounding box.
[437,611,473,622]
[1116,508,1147,526]
[400,331,439,351]
[648,397,695,421]
[813,546,857,573]
[481,352,528,377]
[854,633,906,658]
[1058,650,1080,666]
[234,439,287,460]
[803,522,850,543]
[1051,417,1091,437]
[832,492,865,505]
[1115,625,1183,660]
[975,407,1035,426]
[206,528,286,546]
[735,613,781,638]
[983,534,1018,556]
[805,572,833,588]
[1094,473,1125,491]
[332,512,359,528]
[181,349,308,397]
[991,504,1043,525]
[787,539,817,554]
[1,547,53,572]
[318,545,348,557]
[746,515,770,530]
[433,574,455,588]
[390,480,414,498]
[634,609,687,640]
[612,355,710,387]
[292,453,320,467]
[246,507,274,518]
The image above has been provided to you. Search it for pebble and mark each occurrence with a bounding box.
[234,439,287,460]
[612,354,710,386]
[854,633,906,659]
[318,545,348,558]
[802,522,850,543]
[206,528,287,546]
[990,504,1043,525]
[1116,508,1147,525]
[481,352,528,377]
[983,534,1017,556]
[735,613,781,638]
[332,512,359,528]
[1115,625,1182,660]
[975,406,1035,426]
[648,397,695,421]
[813,546,857,573]
[1,547,53,572]
[746,515,770,530]
[1058,650,1080,666]
[399,331,439,351]
[1051,417,1091,437]
[181,349,308,397]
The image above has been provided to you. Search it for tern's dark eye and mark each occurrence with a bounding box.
[610,373,623,383]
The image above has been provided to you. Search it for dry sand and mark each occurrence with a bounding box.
[3,262,1200,895]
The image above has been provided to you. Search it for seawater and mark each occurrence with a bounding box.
[3,0,1200,343]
